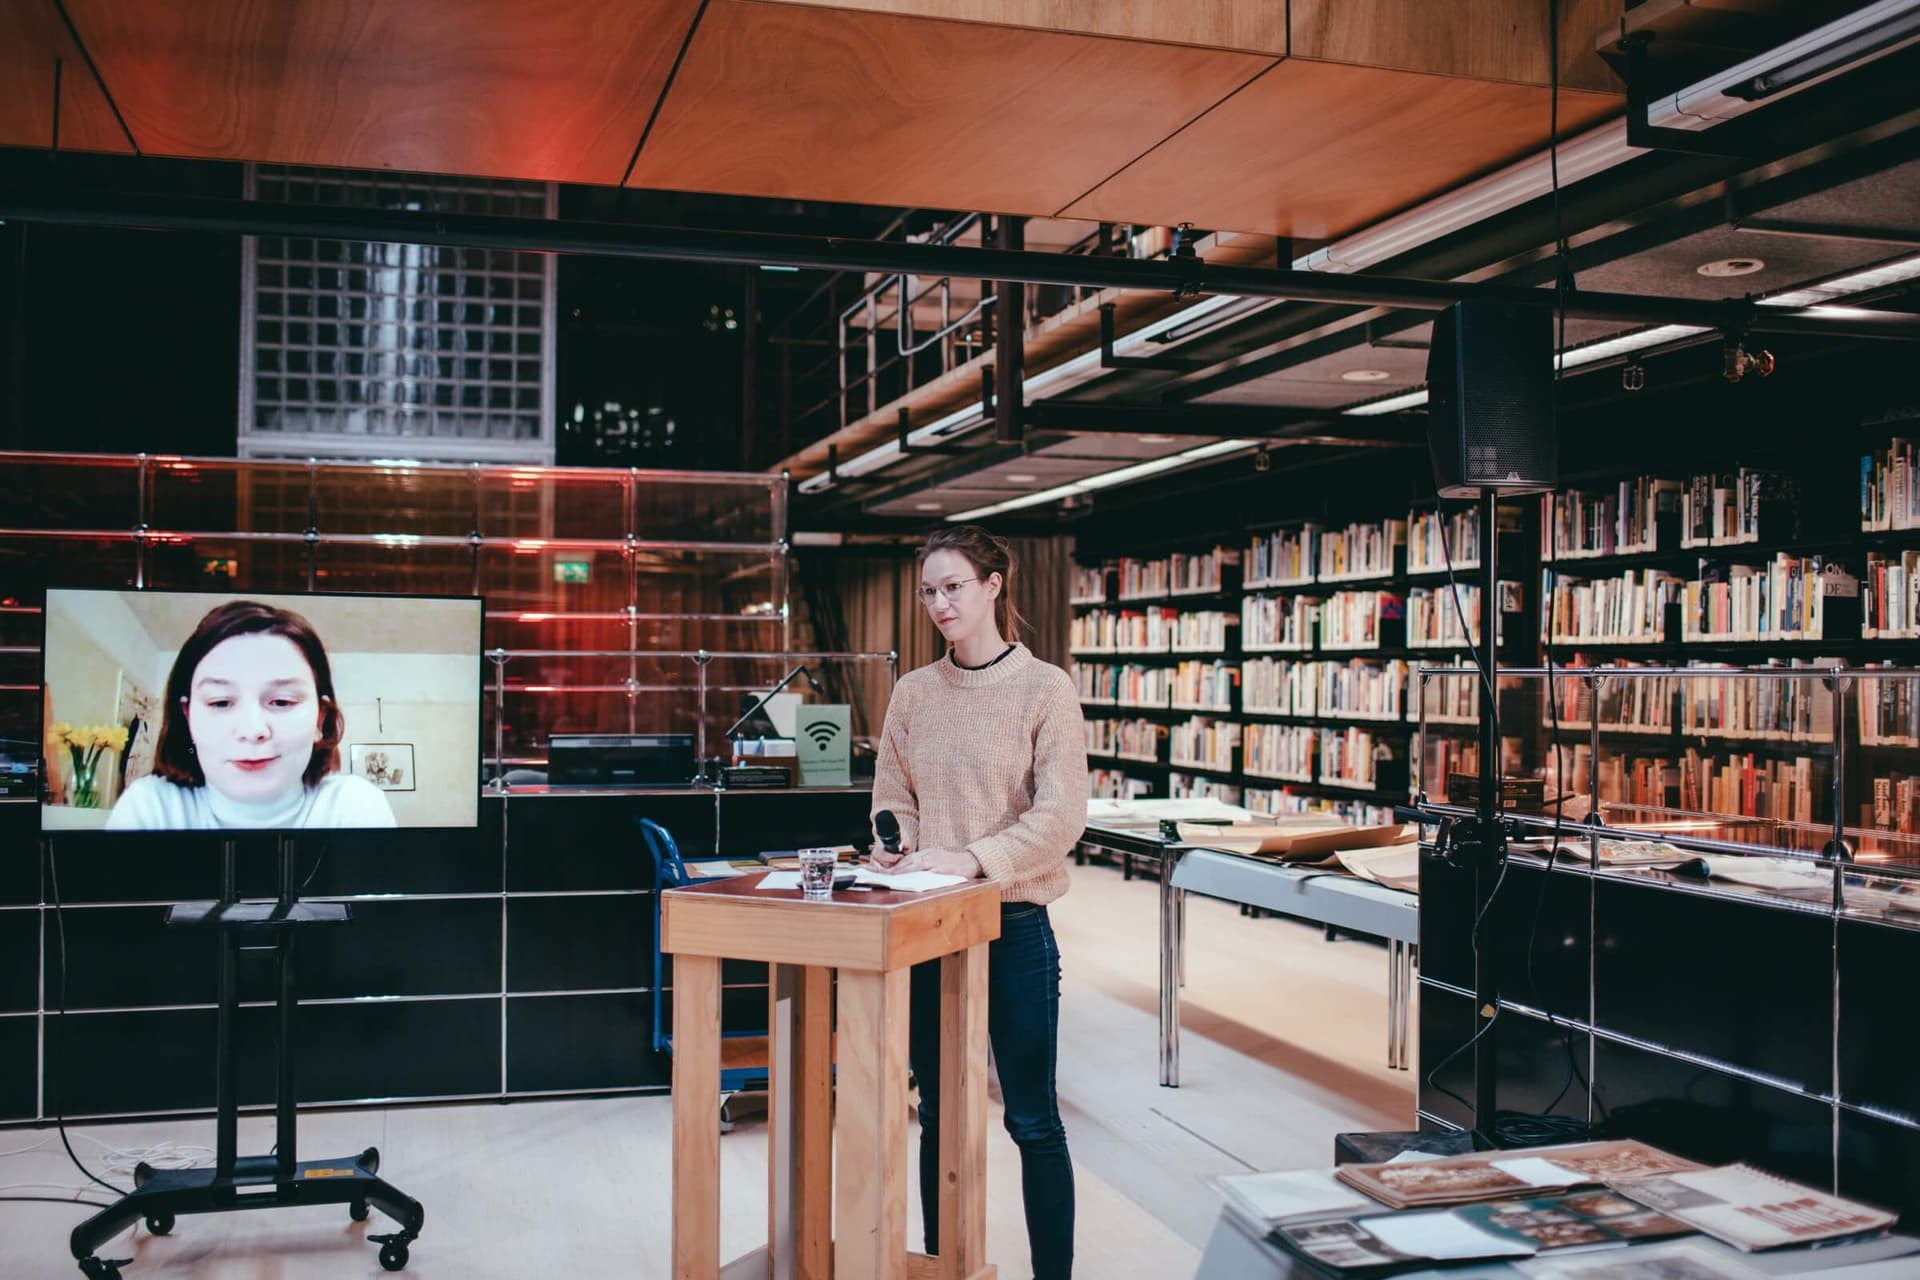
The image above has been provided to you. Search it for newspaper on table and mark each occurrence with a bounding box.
[1610,1164,1894,1252]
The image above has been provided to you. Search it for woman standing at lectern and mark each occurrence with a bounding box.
[871,525,1088,1280]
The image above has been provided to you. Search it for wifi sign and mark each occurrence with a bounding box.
[796,706,851,786]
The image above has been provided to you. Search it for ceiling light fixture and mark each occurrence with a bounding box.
[1340,369,1393,383]
[1006,473,1039,483]
[948,439,1255,521]
[914,502,941,511]
[1138,434,1178,444]
[1697,258,1766,277]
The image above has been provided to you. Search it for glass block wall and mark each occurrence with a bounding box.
[240,166,557,464]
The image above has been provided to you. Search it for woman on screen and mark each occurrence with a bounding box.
[106,600,396,830]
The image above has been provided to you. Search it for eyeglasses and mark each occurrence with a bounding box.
[917,578,977,606]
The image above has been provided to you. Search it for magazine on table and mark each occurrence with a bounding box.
[1335,1140,1704,1211]
[1610,1165,1894,1252]
[1269,1189,1689,1277]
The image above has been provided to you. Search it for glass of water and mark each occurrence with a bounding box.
[797,847,837,901]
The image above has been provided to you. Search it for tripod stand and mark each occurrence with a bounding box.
[68,835,425,1277]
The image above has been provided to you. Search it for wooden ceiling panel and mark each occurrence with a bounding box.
[56,0,702,183]
[751,0,1291,54]
[626,0,1275,215]
[1061,60,1621,239]
[0,0,134,153]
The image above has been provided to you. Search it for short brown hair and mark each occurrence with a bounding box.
[919,525,1030,640]
[153,600,344,788]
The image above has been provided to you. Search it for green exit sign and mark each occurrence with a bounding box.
[200,557,238,578]
[552,558,591,584]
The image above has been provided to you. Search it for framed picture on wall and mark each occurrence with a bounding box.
[349,743,416,792]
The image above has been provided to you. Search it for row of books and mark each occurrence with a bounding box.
[1069,606,1176,653]
[1406,581,1517,648]
[1169,772,1241,805]
[1089,769,1154,801]
[1117,546,1238,599]
[1322,589,1401,650]
[1084,717,1162,762]
[1680,467,1794,548]
[1859,666,1920,746]
[1861,437,1920,531]
[1245,525,1319,587]
[1243,593,1321,651]
[1243,724,1397,788]
[1679,554,1853,643]
[1242,657,1411,720]
[1072,662,1174,708]
[1170,715,1240,772]
[1069,565,1108,604]
[1869,772,1920,834]
[1546,659,1841,742]
[1406,505,1481,574]
[1542,475,1679,560]
[1862,548,1920,638]
[1559,742,1829,822]
[1317,518,1405,582]
[1542,567,1680,645]
[1244,788,1398,827]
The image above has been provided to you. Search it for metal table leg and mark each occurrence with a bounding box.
[1159,847,1182,1088]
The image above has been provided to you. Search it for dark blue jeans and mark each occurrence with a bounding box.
[910,901,1075,1280]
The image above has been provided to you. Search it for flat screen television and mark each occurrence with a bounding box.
[41,588,483,832]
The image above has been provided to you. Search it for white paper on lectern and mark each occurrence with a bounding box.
[751,869,967,893]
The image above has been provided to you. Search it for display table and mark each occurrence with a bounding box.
[1077,822,1419,1085]
[661,874,1003,1280]
[1194,1195,1920,1279]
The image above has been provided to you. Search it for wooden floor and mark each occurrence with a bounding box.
[0,862,1415,1278]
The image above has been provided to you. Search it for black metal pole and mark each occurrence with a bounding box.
[994,216,1025,445]
[215,838,238,1180]
[1473,491,1502,1138]
[2,187,1917,340]
[275,835,297,1179]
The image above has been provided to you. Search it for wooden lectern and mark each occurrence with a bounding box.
[662,874,1003,1280]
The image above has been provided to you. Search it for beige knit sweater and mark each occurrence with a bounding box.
[871,644,1089,904]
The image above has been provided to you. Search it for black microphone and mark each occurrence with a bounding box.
[874,810,902,857]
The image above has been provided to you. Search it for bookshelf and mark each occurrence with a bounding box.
[1073,517,1507,816]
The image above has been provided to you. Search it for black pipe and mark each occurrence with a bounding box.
[995,216,1024,445]
[1473,491,1502,1138]
[3,187,1918,340]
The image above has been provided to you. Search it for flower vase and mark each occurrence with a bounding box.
[69,751,101,809]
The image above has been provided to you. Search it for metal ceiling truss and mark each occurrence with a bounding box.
[4,188,1917,343]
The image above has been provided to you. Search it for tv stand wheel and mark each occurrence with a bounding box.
[350,1199,370,1222]
[379,1240,410,1271]
[145,1211,176,1235]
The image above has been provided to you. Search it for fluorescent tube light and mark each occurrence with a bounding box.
[1342,389,1429,416]
[1759,253,1920,308]
[947,439,1255,521]
[1556,324,1712,369]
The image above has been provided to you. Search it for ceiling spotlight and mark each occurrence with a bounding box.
[1138,434,1177,444]
[1698,258,1766,278]
[1007,473,1038,484]
[1340,368,1393,383]
[914,502,941,511]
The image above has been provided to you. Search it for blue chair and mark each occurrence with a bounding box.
[638,818,770,1114]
